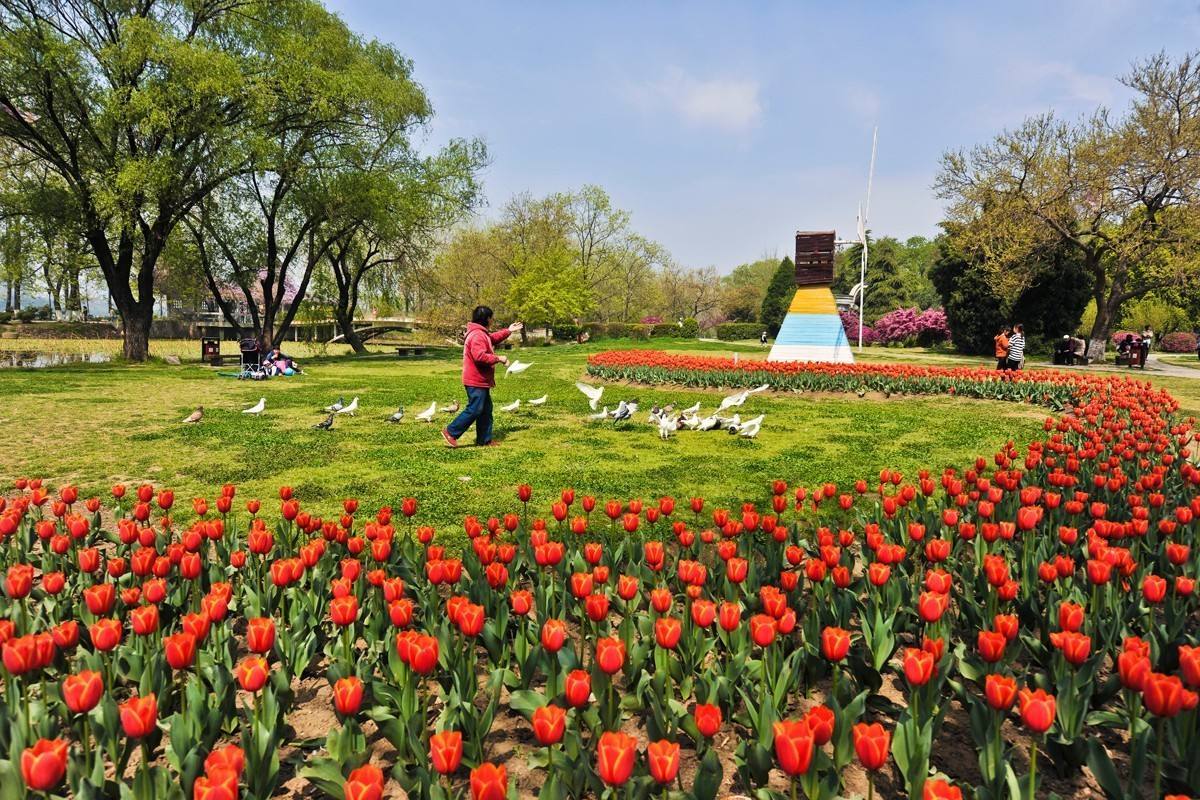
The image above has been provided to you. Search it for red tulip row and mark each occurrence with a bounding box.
[1,365,1199,800]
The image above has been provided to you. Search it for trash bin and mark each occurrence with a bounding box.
[201,338,220,364]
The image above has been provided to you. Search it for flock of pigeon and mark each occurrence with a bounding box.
[573,382,768,439]
[180,356,769,440]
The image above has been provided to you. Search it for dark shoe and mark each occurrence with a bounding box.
[441,429,458,448]
[479,440,500,447]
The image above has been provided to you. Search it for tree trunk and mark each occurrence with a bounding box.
[336,309,367,354]
[120,301,153,361]
[1086,297,1119,363]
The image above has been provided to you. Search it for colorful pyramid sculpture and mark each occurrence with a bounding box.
[767,231,854,364]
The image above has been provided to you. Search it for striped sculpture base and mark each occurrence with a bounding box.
[767,284,855,363]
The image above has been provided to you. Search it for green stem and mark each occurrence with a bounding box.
[1154,717,1164,800]
[1028,739,1038,800]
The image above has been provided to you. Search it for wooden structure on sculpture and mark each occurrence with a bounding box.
[766,231,854,363]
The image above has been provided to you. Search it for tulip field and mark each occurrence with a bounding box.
[2,346,1200,799]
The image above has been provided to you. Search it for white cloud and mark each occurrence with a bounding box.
[1010,60,1118,109]
[628,66,762,133]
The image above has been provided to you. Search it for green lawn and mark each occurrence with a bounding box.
[0,338,1057,543]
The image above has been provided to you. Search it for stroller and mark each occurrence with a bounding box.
[236,339,269,380]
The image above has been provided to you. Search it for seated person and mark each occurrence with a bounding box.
[1069,336,1086,364]
[262,347,299,376]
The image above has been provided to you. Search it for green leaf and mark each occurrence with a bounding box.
[506,689,549,717]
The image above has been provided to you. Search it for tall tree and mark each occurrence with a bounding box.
[936,51,1200,359]
[721,256,778,322]
[758,256,795,336]
[186,9,448,351]
[0,0,295,358]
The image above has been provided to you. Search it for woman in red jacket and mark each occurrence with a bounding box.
[443,306,523,448]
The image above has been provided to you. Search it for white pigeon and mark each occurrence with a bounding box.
[500,399,521,412]
[680,413,701,431]
[697,415,719,431]
[528,395,547,405]
[575,382,604,410]
[336,396,358,416]
[415,402,438,422]
[657,414,679,440]
[726,413,741,431]
[242,398,266,416]
[183,406,203,424]
[588,406,609,420]
[717,390,750,413]
[748,384,770,395]
[680,401,701,416]
[737,414,764,438]
[626,399,640,415]
[505,360,532,375]
[324,396,345,413]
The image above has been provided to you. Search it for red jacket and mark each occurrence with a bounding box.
[461,322,511,388]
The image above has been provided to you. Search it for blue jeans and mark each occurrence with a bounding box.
[446,386,493,444]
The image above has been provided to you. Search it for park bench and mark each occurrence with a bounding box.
[395,346,429,358]
[206,354,242,367]
[1115,352,1143,368]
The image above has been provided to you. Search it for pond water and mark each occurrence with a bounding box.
[0,351,112,369]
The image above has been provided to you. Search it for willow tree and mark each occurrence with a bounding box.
[936,52,1200,359]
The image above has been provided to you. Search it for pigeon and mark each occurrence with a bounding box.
[440,401,460,414]
[528,395,547,406]
[735,414,764,438]
[505,360,532,375]
[749,384,770,395]
[575,382,604,410]
[183,406,203,424]
[627,399,640,415]
[336,397,358,416]
[611,401,632,422]
[325,396,345,412]
[500,399,521,412]
[725,414,741,432]
[386,406,405,423]
[657,414,679,440]
[314,413,335,430]
[717,390,750,413]
[648,404,662,422]
[681,401,701,416]
[588,406,609,420]
[696,414,719,431]
[680,413,701,431]
[243,398,266,416]
[415,402,438,422]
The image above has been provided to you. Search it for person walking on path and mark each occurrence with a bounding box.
[1006,324,1026,370]
[442,306,523,448]
[993,326,1010,370]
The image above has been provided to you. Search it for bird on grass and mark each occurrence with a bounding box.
[314,413,335,430]
[386,406,405,423]
[325,396,345,412]
[657,414,679,440]
[505,360,532,375]
[680,401,701,416]
[243,398,266,416]
[183,406,204,424]
[611,401,632,422]
[575,382,604,410]
[415,402,438,422]
[588,406,609,420]
[336,397,358,416]
[717,384,770,413]
[528,395,547,406]
[730,414,764,438]
[696,414,719,431]
[440,401,460,414]
[500,399,521,412]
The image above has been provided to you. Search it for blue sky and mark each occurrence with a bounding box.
[327,0,1200,272]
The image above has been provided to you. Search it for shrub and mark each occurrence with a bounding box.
[1159,331,1197,353]
[16,307,38,323]
[552,323,581,341]
[640,315,663,325]
[649,323,679,337]
[680,317,700,338]
[1109,330,1139,348]
[838,309,879,345]
[872,307,950,346]
[0,311,11,324]
[716,322,764,341]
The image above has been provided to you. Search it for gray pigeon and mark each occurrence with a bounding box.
[611,402,632,423]
[386,406,405,423]
[183,406,203,424]
[314,413,335,430]
[325,396,345,413]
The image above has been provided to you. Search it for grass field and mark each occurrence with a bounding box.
[0,338,1067,542]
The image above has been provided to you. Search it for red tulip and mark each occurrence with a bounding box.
[1179,645,1200,689]
[89,618,123,652]
[1017,688,1055,733]
[654,616,682,649]
[977,630,1006,663]
[532,704,566,745]
[247,617,275,654]
[564,669,591,707]
[595,731,637,786]
[805,704,835,746]
[595,637,626,674]
[62,670,104,715]
[694,703,722,737]
[470,762,507,800]
[1143,672,1187,718]
[541,619,567,653]
[330,596,358,627]
[984,674,1017,711]
[164,632,197,670]
[647,739,681,784]
[235,656,269,693]
[749,614,776,647]
[204,744,245,776]
[902,648,935,687]
[333,676,363,716]
[120,693,158,738]
[343,764,384,800]
[429,730,463,774]
[20,738,68,791]
[820,626,851,662]
[923,779,964,799]
[772,719,815,776]
[852,722,890,771]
